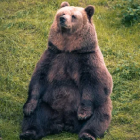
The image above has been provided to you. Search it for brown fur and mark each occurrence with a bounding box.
[49,6,98,52]
[20,2,113,140]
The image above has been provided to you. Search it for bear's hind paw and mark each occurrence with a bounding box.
[79,133,95,140]
[20,130,36,140]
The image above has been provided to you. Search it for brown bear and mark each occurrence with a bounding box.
[20,2,113,140]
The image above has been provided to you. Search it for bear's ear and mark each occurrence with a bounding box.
[85,5,95,22]
[60,2,70,8]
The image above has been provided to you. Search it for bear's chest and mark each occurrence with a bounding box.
[47,53,80,84]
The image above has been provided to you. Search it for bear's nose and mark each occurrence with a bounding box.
[60,16,66,23]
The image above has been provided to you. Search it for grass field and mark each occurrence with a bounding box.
[0,0,140,140]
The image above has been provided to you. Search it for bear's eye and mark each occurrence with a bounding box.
[72,15,76,19]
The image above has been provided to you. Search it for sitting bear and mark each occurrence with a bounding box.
[20,2,113,140]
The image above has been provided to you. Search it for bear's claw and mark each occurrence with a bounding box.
[20,130,36,140]
[23,101,37,116]
[78,113,92,120]
[79,133,95,140]
[78,106,93,120]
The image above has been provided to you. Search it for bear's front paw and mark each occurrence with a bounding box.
[78,106,93,120]
[23,100,38,116]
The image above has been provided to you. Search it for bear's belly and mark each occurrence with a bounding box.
[42,82,80,111]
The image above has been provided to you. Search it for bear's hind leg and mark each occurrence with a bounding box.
[20,104,46,140]
[64,111,82,133]
[79,98,112,140]
[20,102,64,140]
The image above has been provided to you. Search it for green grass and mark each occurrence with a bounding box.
[0,0,140,140]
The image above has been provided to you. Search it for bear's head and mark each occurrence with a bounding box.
[49,2,98,52]
[55,2,94,33]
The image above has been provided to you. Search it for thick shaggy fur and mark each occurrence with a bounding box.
[20,2,113,140]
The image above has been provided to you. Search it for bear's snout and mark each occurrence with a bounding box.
[59,15,71,29]
[60,16,66,23]
[59,16,67,27]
